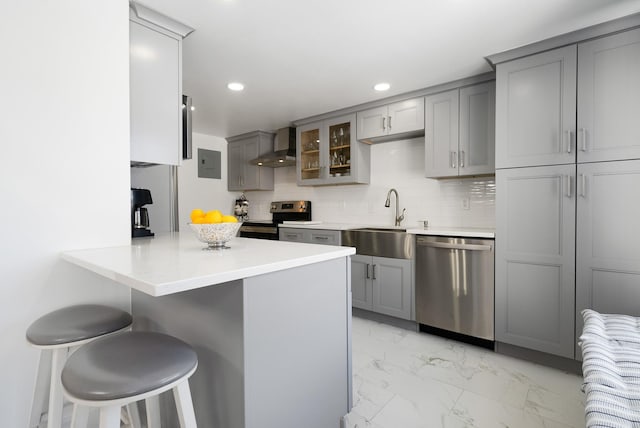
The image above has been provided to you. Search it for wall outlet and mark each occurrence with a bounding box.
[462,197,470,210]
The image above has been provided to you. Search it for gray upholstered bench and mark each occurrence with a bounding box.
[579,309,640,427]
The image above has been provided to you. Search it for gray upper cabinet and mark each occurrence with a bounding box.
[577,28,640,163]
[575,159,640,356]
[425,81,495,178]
[495,46,577,169]
[459,82,495,176]
[130,20,182,166]
[227,131,274,191]
[357,98,425,143]
[297,114,370,186]
[425,89,458,178]
[495,165,576,359]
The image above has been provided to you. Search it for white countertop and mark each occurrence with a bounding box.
[279,222,366,230]
[278,221,495,238]
[62,233,355,297]
[406,227,495,238]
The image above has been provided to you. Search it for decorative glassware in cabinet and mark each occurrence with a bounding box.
[328,122,351,177]
[300,128,320,180]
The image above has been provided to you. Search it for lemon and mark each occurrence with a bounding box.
[190,209,205,223]
[204,210,223,224]
[222,215,238,223]
[192,216,207,224]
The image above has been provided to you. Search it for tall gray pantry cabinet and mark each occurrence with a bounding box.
[495,26,640,359]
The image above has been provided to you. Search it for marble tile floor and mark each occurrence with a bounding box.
[345,316,585,428]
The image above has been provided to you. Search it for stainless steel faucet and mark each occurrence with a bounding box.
[384,188,406,227]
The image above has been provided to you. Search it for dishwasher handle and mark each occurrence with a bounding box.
[416,239,492,251]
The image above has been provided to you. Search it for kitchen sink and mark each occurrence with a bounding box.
[341,228,413,259]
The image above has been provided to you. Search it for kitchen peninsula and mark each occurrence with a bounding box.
[62,234,355,428]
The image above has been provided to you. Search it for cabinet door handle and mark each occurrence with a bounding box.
[372,264,376,280]
[460,151,465,168]
[313,236,329,241]
[451,151,457,169]
[388,116,392,130]
[565,175,572,198]
[366,264,371,279]
[382,117,386,131]
[565,130,572,153]
[580,128,587,152]
[580,174,587,198]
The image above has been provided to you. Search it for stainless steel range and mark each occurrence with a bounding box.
[239,201,312,240]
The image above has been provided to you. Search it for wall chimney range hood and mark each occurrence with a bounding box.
[250,127,296,168]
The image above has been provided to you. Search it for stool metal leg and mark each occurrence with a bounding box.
[47,347,68,428]
[173,381,197,428]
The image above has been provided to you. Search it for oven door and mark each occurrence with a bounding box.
[239,224,279,240]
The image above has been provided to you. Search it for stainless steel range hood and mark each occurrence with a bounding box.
[250,127,296,167]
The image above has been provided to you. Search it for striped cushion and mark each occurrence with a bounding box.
[581,340,640,389]
[584,383,640,427]
[580,310,640,428]
[581,309,640,349]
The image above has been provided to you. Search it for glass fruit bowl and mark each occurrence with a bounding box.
[188,222,242,250]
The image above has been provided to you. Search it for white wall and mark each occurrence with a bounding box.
[178,132,237,224]
[0,2,131,426]
[246,137,496,228]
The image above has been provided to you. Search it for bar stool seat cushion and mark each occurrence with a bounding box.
[61,331,198,401]
[26,304,132,347]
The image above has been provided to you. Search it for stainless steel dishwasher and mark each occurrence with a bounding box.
[415,235,495,343]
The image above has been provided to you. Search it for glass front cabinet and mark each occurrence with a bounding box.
[296,114,370,186]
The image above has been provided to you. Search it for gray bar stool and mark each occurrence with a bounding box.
[26,304,133,428]
[61,331,198,428]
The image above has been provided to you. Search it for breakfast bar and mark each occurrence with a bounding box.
[62,233,355,428]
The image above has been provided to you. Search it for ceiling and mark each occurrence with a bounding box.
[140,0,640,138]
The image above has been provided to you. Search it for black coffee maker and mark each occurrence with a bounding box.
[131,188,154,238]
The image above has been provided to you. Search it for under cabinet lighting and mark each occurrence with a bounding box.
[374,82,390,91]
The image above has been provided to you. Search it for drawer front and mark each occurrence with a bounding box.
[279,228,306,242]
[308,230,341,246]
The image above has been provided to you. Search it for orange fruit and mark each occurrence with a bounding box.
[222,215,238,223]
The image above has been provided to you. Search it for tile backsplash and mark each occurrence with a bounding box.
[244,137,495,229]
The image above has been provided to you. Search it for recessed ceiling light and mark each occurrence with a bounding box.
[374,82,390,91]
[227,82,244,91]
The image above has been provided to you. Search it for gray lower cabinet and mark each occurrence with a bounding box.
[425,81,495,178]
[575,159,640,355]
[495,165,576,359]
[226,131,274,191]
[278,228,341,246]
[351,254,412,320]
